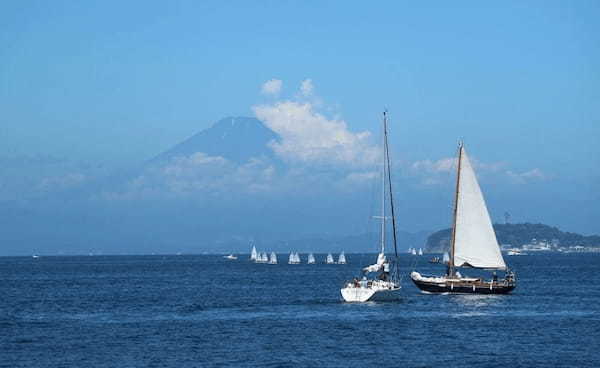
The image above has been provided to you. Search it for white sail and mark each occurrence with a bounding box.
[337,252,346,264]
[418,248,423,256]
[326,253,334,264]
[453,147,506,270]
[250,245,257,261]
[269,252,277,264]
[307,253,315,264]
[411,248,416,255]
[363,252,385,272]
[442,251,450,264]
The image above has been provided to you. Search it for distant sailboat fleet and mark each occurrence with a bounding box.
[247,244,347,265]
[407,247,423,256]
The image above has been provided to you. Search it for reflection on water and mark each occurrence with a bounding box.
[451,294,504,308]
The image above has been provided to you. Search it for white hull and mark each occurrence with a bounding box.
[340,280,401,302]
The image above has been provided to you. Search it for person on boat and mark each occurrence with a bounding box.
[379,260,390,281]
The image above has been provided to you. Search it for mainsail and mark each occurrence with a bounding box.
[453,146,506,270]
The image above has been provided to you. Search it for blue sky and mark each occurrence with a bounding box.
[0,1,598,253]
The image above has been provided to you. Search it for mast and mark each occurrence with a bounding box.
[448,141,463,277]
[383,111,399,260]
[379,112,386,255]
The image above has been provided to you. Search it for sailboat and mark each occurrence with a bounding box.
[307,253,316,264]
[255,252,268,263]
[411,142,516,294]
[337,252,346,264]
[288,252,300,264]
[250,244,258,261]
[268,252,278,264]
[411,248,417,256]
[325,253,335,264]
[442,251,450,264]
[418,248,423,256]
[341,111,401,302]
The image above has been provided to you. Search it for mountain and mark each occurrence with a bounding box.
[149,116,278,164]
[424,223,600,252]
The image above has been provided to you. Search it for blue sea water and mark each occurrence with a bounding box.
[1,253,599,367]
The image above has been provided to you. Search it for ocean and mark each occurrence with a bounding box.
[2,253,599,367]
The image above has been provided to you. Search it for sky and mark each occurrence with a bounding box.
[0,1,599,254]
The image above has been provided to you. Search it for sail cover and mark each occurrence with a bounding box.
[453,147,506,270]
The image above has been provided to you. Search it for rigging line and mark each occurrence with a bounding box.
[383,111,399,261]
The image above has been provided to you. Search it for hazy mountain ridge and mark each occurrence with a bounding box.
[425,223,600,253]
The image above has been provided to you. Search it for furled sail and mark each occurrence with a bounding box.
[453,147,506,269]
[363,253,386,273]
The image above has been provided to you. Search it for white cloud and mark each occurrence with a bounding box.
[506,168,548,184]
[411,157,456,173]
[408,156,548,187]
[253,81,378,167]
[102,153,286,200]
[261,79,282,96]
[300,79,314,97]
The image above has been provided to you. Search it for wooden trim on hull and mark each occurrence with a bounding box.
[411,278,515,295]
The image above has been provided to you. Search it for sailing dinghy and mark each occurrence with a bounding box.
[411,142,516,294]
[337,252,346,264]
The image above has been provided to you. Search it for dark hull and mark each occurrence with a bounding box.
[412,278,515,294]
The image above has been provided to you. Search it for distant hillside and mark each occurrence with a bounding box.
[149,116,278,164]
[425,223,600,252]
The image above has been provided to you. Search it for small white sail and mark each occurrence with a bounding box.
[337,252,346,264]
[442,251,450,264]
[418,248,423,256]
[411,248,416,255]
[326,253,334,264]
[269,252,277,264]
[453,147,506,269]
[307,253,315,264]
[250,245,257,261]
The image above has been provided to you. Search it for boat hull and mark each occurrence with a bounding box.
[411,272,515,295]
[341,280,401,302]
